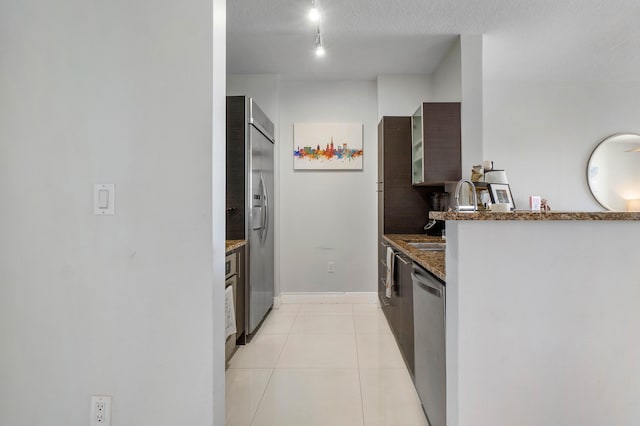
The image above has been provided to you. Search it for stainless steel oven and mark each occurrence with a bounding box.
[225,252,237,280]
[225,252,238,366]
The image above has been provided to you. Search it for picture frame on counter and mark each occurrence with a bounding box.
[487,183,516,210]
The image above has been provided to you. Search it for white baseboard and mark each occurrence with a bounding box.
[272,296,282,310]
[277,292,378,305]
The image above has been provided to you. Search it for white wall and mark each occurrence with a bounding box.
[460,35,484,178]
[431,38,462,102]
[484,81,640,210]
[278,80,378,293]
[446,220,640,426]
[376,75,432,120]
[212,0,227,423]
[430,36,484,181]
[227,74,280,127]
[0,0,224,424]
[227,69,468,296]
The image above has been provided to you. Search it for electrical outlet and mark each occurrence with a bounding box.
[328,261,335,273]
[90,395,112,426]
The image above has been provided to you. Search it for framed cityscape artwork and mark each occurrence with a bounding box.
[293,122,363,170]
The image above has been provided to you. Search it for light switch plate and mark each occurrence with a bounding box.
[94,184,115,215]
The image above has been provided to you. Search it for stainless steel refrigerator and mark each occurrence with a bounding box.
[226,96,275,340]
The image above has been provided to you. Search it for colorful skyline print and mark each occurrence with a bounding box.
[295,138,363,161]
[293,122,363,170]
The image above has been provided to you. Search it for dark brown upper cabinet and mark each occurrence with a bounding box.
[411,102,461,185]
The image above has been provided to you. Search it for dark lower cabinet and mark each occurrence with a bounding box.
[395,255,414,375]
[379,246,415,377]
[234,245,246,344]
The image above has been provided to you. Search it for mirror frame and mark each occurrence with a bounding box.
[587,133,640,211]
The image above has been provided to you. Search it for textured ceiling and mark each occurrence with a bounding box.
[227,0,640,81]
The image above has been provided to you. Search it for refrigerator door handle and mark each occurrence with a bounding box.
[260,172,269,247]
[251,178,265,232]
[251,201,264,231]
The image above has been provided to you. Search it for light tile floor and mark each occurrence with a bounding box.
[226,303,428,426]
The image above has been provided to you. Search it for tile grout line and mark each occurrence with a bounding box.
[269,305,299,370]
[241,304,388,426]
[353,305,368,426]
[243,367,274,426]
[247,306,300,426]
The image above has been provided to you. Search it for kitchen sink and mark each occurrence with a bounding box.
[406,242,446,251]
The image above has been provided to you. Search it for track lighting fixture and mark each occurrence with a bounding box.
[315,26,325,57]
[308,0,325,57]
[308,0,320,22]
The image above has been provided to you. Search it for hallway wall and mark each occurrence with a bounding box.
[0,0,222,423]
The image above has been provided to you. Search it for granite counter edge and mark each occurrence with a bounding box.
[383,234,446,282]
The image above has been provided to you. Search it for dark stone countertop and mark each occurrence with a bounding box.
[430,211,640,221]
[225,240,246,253]
[383,234,446,282]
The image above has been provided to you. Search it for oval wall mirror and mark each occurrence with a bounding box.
[587,133,640,211]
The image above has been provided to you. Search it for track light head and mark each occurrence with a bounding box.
[308,0,320,21]
[315,27,325,57]
[308,7,320,21]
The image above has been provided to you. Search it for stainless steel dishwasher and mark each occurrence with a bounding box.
[412,263,446,426]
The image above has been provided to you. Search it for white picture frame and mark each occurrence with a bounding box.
[488,183,516,210]
[293,122,363,170]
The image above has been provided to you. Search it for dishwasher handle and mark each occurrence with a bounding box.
[411,270,443,298]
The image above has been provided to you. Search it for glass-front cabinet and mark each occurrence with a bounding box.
[411,106,424,185]
[410,102,462,186]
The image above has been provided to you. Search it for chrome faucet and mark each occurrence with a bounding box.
[454,179,478,212]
